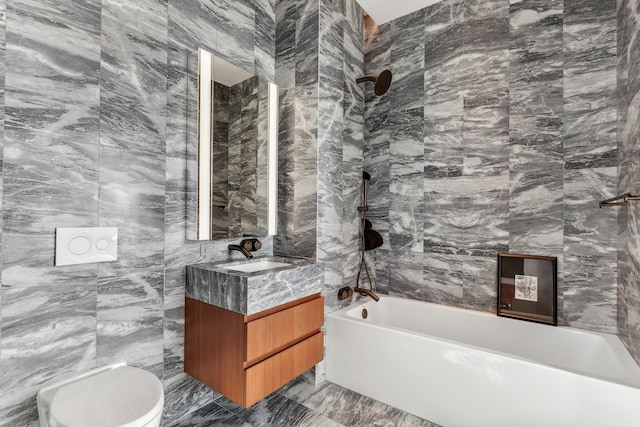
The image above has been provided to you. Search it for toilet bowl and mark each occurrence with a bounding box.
[37,362,164,427]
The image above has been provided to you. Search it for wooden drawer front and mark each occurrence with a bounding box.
[246,296,324,364]
[244,332,323,407]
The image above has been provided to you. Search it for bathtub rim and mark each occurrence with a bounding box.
[327,295,640,390]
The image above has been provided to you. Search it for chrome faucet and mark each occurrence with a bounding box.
[228,238,262,259]
[354,287,380,302]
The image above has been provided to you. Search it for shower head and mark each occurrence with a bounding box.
[356,69,392,96]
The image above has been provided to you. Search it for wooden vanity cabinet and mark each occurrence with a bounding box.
[185,293,324,407]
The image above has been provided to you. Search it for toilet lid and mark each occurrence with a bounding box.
[50,366,164,427]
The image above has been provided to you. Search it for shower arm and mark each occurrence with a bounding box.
[355,76,376,84]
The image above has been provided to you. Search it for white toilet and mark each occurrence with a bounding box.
[36,362,164,427]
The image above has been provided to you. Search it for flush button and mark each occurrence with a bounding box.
[55,227,118,266]
[95,238,110,251]
[68,236,91,255]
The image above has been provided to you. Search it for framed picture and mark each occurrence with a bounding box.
[497,253,557,325]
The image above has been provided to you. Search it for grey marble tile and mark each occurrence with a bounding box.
[616,0,640,169]
[167,1,217,56]
[462,106,509,177]
[364,17,390,76]
[508,210,563,255]
[237,392,344,427]
[354,251,381,292]
[319,1,345,89]
[0,287,96,424]
[363,17,390,259]
[187,258,323,315]
[508,113,564,254]
[165,400,238,427]
[424,177,466,256]
[0,397,39,427]
[317,0,346,292]
[390,9,425,112]
[425,39,464,112]
[322,256,349,312]
[281,378,439,427]
[616,0,640,364]
[256,80,271,236]
[424,111,463,179]
[563,253,617,333]
[423,254,464,307]
[425,175,508,257]
[98,5,168,154]
[295,0,319,87]
[98,147,165,269]
[563,167,617,332]
[0,0,284,424]
[253,0,276,81]
[423,6,465,181]
[163,267,186,379]
[563,168,617,255]
[509,0,563,116]
[389,108,424,254]
[462,256,497,312]
[275,80,321,259]
[563,0,616,170]
[389,251,426,300]
[463,178,509,257]
[275,0,296,89]
[3,0,101,288]
[363,151,389,245]
[0,0,4,350]
[618,164,640,359]
[1,0,102,419]
[341,3,365,290]
[369,248,390,294]
[161,372,217,426]
[96,265,164,370]
[465,0,509,19]
[463,8,509,50]
[211,0,255,75]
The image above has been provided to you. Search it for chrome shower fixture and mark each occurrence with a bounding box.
[356,69,392,96]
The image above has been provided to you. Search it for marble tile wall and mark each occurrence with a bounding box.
[211,82,230,238]
[316,0,365,311]
[1,1,104,424]
[364,0,620,333]
[163,0,277,423]
[617,0,640,364]
[0,0,278,424]
[562,0,618,331]
[0,0,5,362]
[363,15,391,294]
[275,0,364,312]
[273,0,320,259]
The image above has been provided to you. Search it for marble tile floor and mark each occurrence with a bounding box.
[166,377,440,427]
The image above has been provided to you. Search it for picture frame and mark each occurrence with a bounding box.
[497,253,557,326]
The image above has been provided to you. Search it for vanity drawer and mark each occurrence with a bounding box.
[245,296,324,364]
[244,331,324,407]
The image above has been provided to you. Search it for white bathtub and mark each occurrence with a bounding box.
[326,295,640,427]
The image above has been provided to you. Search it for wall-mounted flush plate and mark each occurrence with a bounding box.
[55,227,118,266]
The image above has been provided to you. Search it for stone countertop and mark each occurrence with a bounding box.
[186,256,323,315]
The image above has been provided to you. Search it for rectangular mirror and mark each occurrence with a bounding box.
[187,48,278,240]
[497,253,557,326]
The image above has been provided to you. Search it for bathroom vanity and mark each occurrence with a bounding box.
[184,257,324,407]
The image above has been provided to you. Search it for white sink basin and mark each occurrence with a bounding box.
[221,260,292,273]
